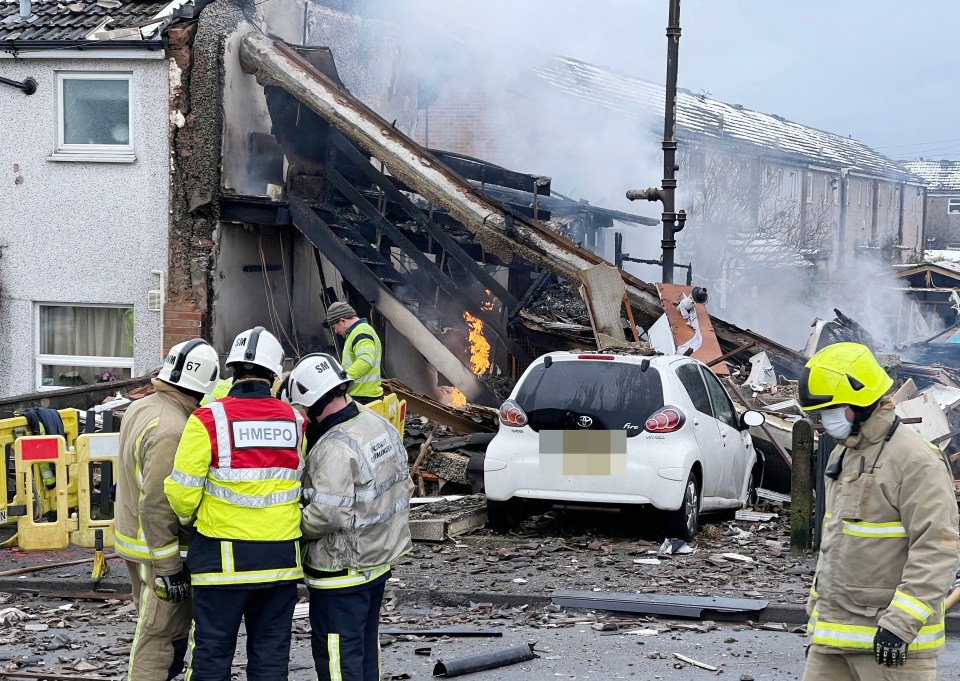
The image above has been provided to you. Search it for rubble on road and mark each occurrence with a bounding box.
[409,495,488,542]
[392,505,816,606]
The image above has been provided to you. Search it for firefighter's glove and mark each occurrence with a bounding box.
[154,570,190,603]
[873,627,908,667]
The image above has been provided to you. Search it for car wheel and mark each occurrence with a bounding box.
[487,498,520,533]
[745,471,758,508]
[665,473,700,541]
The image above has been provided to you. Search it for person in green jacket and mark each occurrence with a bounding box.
[323,301,383,405]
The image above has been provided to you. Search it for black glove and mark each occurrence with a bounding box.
[154,570,190,603]
[874,627,908,667]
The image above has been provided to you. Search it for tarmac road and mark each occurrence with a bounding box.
[378,626,960,681]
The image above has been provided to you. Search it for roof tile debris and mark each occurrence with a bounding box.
[0,0,171,41]
[901,161,960,194]
[526,56,921,183]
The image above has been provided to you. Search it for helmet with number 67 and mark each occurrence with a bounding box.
[157,338,220,394]
[284,353,353,408]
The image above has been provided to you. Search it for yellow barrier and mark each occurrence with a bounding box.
[364,393,406,439]
[13,436,71,551]
[1,410,80,525]
[72,433,118,549]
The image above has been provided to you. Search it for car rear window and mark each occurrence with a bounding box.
[515,360,664,435]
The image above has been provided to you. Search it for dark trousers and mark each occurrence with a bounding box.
[187,583,297,681]
[309,574,388,681]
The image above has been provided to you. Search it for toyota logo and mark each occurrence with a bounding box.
[577,415,593,428]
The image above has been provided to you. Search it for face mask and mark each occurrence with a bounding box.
[820,407,852,440]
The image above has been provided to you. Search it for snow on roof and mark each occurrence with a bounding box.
[901,161,960,194]
[525,56,922,183]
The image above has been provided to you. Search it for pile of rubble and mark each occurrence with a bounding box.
[393,499,816,606]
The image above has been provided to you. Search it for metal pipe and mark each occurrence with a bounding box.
[19,0,29,17]
[660,0,682,284]
[0,76,36,95]
[625,0,685,284]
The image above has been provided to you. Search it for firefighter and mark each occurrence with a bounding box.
[284,352,412,681]
[799,342,959,680]
[115,338,220,681]
[165,326,306,681]
[323,302,384,405]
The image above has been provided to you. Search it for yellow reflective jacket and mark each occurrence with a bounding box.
[807,401,959,657]
[115,379,197,575]
[343,320,383,399]
[164,380,307,586]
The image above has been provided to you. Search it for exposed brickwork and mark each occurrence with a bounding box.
[162,300,204,354]
[166,14,226,354]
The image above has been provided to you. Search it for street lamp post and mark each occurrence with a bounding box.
[626,0,685,284]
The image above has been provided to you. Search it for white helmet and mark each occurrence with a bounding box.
[226,326,284,378]
[157,339,220,394]
[285,353,353,408]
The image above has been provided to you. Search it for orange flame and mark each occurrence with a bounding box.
[450,389,467,407]
[481,289,495,312]
[463,311,491,376]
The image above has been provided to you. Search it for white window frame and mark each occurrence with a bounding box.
[790,171,798,199]
[49,72,135,163]
[858,181,862,205]
[35,303,135,391]
[948,198,960,215]
[806,173,814,204]
[776,168,783,199]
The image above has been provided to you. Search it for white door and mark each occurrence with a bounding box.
[702,368,751,501]
[675,362,723,499]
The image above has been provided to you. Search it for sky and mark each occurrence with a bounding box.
[379,0,960,161]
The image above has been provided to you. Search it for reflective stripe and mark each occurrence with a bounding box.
[304,487,353,509]
[355,469,409,503]
[189,567,303,586]
[328,633,342,681]
[355,496,409,529]
[115,531,179,562]
[321,430,374,481]
[304,563,391,590]
[128,572,151,680]
[294,409,305,452]
[209,465,302,483]
[169,469,207,488]
[891,591,934,623]
[841,520,907,538]
[221,541,234,573]
[185,620,196,681]
[806,606,819,635]
[352,373,380,383]
[810,619,945,652]
[809,585,818,599]
[208,401,231,469]
[203,483,300,508]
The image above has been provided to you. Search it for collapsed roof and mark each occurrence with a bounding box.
[234,33,812,405]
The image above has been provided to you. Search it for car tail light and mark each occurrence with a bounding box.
[577,354,615,360]
[644,406,685,433]
[499,399,528,427]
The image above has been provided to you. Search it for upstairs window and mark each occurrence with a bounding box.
[948,198,960,215]
[52,72,134,162]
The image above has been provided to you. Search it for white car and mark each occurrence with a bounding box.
[484,351,765,540]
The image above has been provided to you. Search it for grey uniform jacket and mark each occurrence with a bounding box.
[300,405,413,574]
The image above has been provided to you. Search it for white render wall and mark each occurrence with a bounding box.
[0,56,169,398]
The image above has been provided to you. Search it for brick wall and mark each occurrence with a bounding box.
[162,300,206,355]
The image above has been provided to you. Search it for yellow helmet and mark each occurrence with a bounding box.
[798,342,893,411]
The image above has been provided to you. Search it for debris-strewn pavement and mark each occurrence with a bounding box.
[394,507,816,609]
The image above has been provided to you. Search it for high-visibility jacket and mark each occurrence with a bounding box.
[300,402,412,589]
[115,380,197,575]
[806,401,959,657]
[342,319,383,400]
[164,380,306,587]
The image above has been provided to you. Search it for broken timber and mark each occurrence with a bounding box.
[237,33,809,378]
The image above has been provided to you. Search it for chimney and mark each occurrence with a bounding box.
[19,0,30,17]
